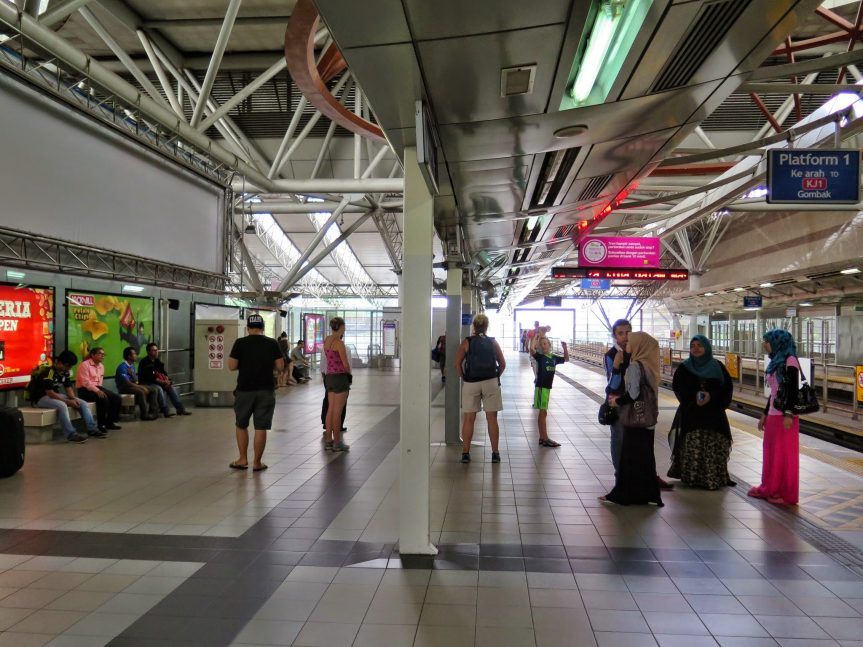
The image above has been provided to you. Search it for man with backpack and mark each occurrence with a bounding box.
[454,314,506,464]
[30,350,102,443]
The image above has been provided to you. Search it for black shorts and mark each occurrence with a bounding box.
[234,390,276,430]
[324,373,351,394]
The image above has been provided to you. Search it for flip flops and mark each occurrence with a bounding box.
[539,438,561,447]
[253,464,268,472]
[229,462,248,470]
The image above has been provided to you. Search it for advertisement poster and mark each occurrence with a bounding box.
[66,290,154,373]
[0,284,54,389]
[303,313,324,354]
[856,365,863,403]
[578,236,660,268]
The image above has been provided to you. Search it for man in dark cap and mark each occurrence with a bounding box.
[30,350,102,443]
[227,314,284,471]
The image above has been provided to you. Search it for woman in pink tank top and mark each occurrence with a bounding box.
[323,317,351,452]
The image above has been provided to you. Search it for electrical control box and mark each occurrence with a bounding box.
[193,319,243,406]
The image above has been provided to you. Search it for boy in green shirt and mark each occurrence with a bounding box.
[531,336,569,447]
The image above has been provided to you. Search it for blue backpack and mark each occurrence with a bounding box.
[463,335,498,382]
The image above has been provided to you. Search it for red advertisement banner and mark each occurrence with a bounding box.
[0,284,54,389]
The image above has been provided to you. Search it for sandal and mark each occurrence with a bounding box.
[252,464,268,472]
[539,438,561,447]
[747,487,765,499]
[229,462,248,470]
[767,496,787,505]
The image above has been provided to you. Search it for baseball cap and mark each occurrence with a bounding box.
[247,314,265,329]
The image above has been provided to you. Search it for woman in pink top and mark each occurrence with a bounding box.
[323,317,351,452]
[748,329,801,505]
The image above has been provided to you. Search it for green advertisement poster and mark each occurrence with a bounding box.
[66,290,154,373]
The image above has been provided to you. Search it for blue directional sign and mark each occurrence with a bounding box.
[743,296,763,309]
[767,148,860,204]
[580,278,611,290]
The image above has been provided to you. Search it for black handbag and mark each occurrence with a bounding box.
[617,362,659,428]
[775,368,819,415]
[598,401,617,425]
[431,348,441,363]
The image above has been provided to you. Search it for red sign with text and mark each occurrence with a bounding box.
[0,284,54,389]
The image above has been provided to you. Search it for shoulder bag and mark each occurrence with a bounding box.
[774,357,819,415]
[618,361,659,428]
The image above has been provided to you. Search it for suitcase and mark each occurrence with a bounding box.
[0,407,25,478]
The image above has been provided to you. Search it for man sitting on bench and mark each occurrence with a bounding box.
[31,350,103,443]
[76,347,123,433]
[115,347,159,420]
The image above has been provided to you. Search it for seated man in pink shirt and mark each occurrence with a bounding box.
[76,347,122,433]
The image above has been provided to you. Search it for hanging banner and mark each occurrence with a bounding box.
[302,313,325,354]
[66,290,154,373]
[0,284,54,389]
[578,236,660,268]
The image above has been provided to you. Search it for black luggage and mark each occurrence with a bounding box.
[0,407,25,478]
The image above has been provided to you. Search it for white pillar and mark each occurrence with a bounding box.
[445,263,462,444]
[399,147,436,555]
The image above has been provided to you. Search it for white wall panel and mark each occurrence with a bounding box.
[0,75,224,273]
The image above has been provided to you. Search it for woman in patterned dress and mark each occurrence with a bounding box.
[667,335,735,490]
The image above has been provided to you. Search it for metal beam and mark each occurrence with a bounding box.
[0,2,274,188]
[79,6,172,111]
[39,0,94,27]
[248,200,402,213]
[143,15,292,29]
[196,57,287,132]
[189,0,243,128]
[237,178,405,194]
[740,82,862,93]
[276,196,354,291]
[136,30,183,117]
[280,211,373,292]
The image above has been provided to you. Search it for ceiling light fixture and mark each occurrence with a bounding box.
[799,302,814,306]
[525,216,539,231]
[840,267,861,274]
[553,124,589,138]
[733,287,745,292]
[6,270,25,280]
[704,292,714,296]
[760,282,774,288]
[122,284,145,293]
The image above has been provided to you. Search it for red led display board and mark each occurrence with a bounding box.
[0,283,55,390]
[551,267,690,281]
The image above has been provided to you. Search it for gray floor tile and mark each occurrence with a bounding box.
[588,609,651,633]
[352,623,417,647]
[292,621,359,647]
[643,611,710,635]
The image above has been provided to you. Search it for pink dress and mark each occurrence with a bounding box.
[751,356,800,504]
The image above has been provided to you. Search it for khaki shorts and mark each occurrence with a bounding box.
[462,378,503,413]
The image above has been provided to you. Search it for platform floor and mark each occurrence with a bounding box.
[1,353,863,646]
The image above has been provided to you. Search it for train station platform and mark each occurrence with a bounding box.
[1,353,863,646]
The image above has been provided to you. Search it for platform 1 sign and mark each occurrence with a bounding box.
[767,149,860,204]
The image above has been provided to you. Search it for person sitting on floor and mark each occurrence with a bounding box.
[31,350,102,442]
[138,343,191,417]
[115,347,159,420]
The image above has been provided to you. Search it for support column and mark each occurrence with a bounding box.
[398,147,436,556]
[445,263,462,444]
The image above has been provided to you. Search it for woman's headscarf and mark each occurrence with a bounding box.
[764,328,797,375]
[681,335,726,384]
[628,332,660,388]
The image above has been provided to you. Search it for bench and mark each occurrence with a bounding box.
[20,401,99,444]
[119,393,137,418]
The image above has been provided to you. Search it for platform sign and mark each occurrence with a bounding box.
[856,365,863,403]
[382,321,397,356]
[578,236,660,268]
[725,353,740,379]
[767,148,860,204]
[743,296,763,309]
[544,296,562,307]
[461,313,473,326]
[580,278,611,290]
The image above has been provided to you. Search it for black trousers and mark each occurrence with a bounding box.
[321,382,347,428]
[77,387,121,427]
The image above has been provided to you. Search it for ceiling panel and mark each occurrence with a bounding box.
[314,0,410,49]
[417,24,566,125]
[438,79,724,162]
[403,0,570,41]
[338,44,422,131]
